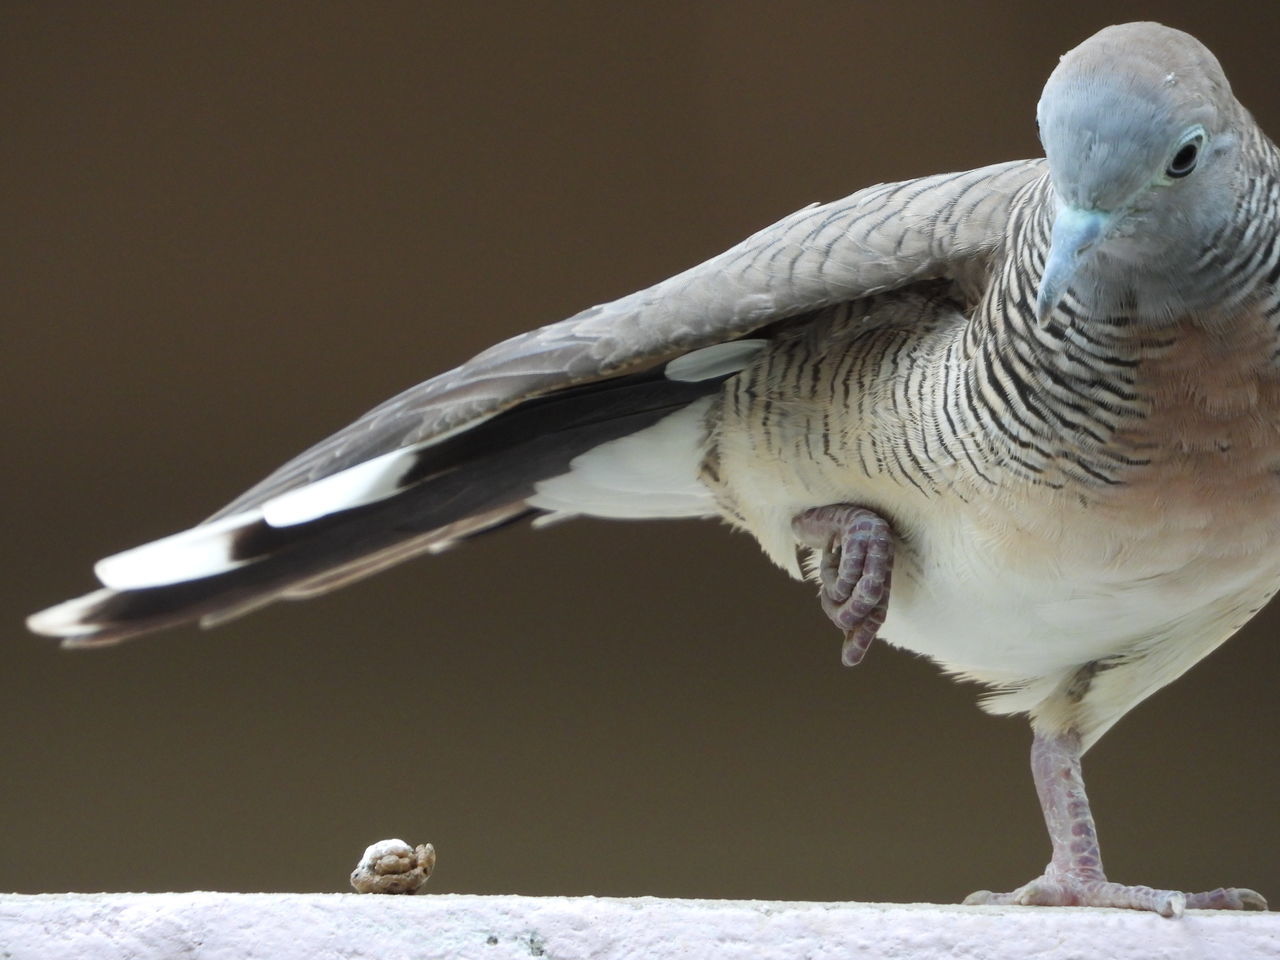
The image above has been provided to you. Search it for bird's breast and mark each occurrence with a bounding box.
[893,310,1280,679]
[706,305,1280,682]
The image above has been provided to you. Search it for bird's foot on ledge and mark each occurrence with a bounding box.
[964,871,1267,917]
[791,505,894,666]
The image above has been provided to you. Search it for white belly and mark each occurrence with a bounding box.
[718,452,1280,684]
[879,502,1279,681]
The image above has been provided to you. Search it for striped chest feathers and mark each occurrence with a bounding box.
[703,297,1280,597]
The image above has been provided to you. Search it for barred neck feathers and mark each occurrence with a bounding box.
[949,23,1280,490]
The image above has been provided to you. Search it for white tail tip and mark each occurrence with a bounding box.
[26,589,116,638]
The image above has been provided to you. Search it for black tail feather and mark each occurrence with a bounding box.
[32,366,729,645]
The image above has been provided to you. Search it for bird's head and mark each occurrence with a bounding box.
[1034,22,1244,321]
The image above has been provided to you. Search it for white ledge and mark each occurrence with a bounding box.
[2,893,1278,959]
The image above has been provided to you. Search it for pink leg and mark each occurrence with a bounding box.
[965,730,1268,916]
[791,505,894,666]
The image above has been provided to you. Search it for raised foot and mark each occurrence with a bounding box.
[964,873,1267,917]
[791,505,894,666]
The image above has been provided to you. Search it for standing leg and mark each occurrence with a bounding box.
[964,729,1267,915]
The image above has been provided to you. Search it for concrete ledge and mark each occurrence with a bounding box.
[2,893,1278,959]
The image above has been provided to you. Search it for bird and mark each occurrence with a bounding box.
[27,22,1280,915]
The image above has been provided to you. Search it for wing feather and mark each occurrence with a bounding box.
[212,159,1044,519]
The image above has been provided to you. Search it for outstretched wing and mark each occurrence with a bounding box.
[28,159,1045,646]
[213,159,1043,517]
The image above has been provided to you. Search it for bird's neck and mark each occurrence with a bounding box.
[958,168,1280,492]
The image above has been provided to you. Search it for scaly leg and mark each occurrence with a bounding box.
[965,729,1268,916]
[791,505,894,666]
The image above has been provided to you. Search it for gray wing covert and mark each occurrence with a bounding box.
[213,158,1045,519]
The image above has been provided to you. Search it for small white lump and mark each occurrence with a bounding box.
[350,839,436,894]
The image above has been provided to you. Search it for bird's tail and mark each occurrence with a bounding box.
[27,348,757,647]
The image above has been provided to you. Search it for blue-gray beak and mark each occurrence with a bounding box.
[1036,206,1114,321]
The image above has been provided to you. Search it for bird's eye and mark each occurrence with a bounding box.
[1166,133,1204,179]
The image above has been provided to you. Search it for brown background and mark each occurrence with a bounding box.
[5,1,1280,903]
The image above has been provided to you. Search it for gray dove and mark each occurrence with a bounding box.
[28,22,1279,915]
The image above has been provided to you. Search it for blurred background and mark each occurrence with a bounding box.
[5,1,1280,903]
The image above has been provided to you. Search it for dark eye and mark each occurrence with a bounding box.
[1166,139,1201,178]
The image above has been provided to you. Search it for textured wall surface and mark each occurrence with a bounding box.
[5,1,1280,904]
